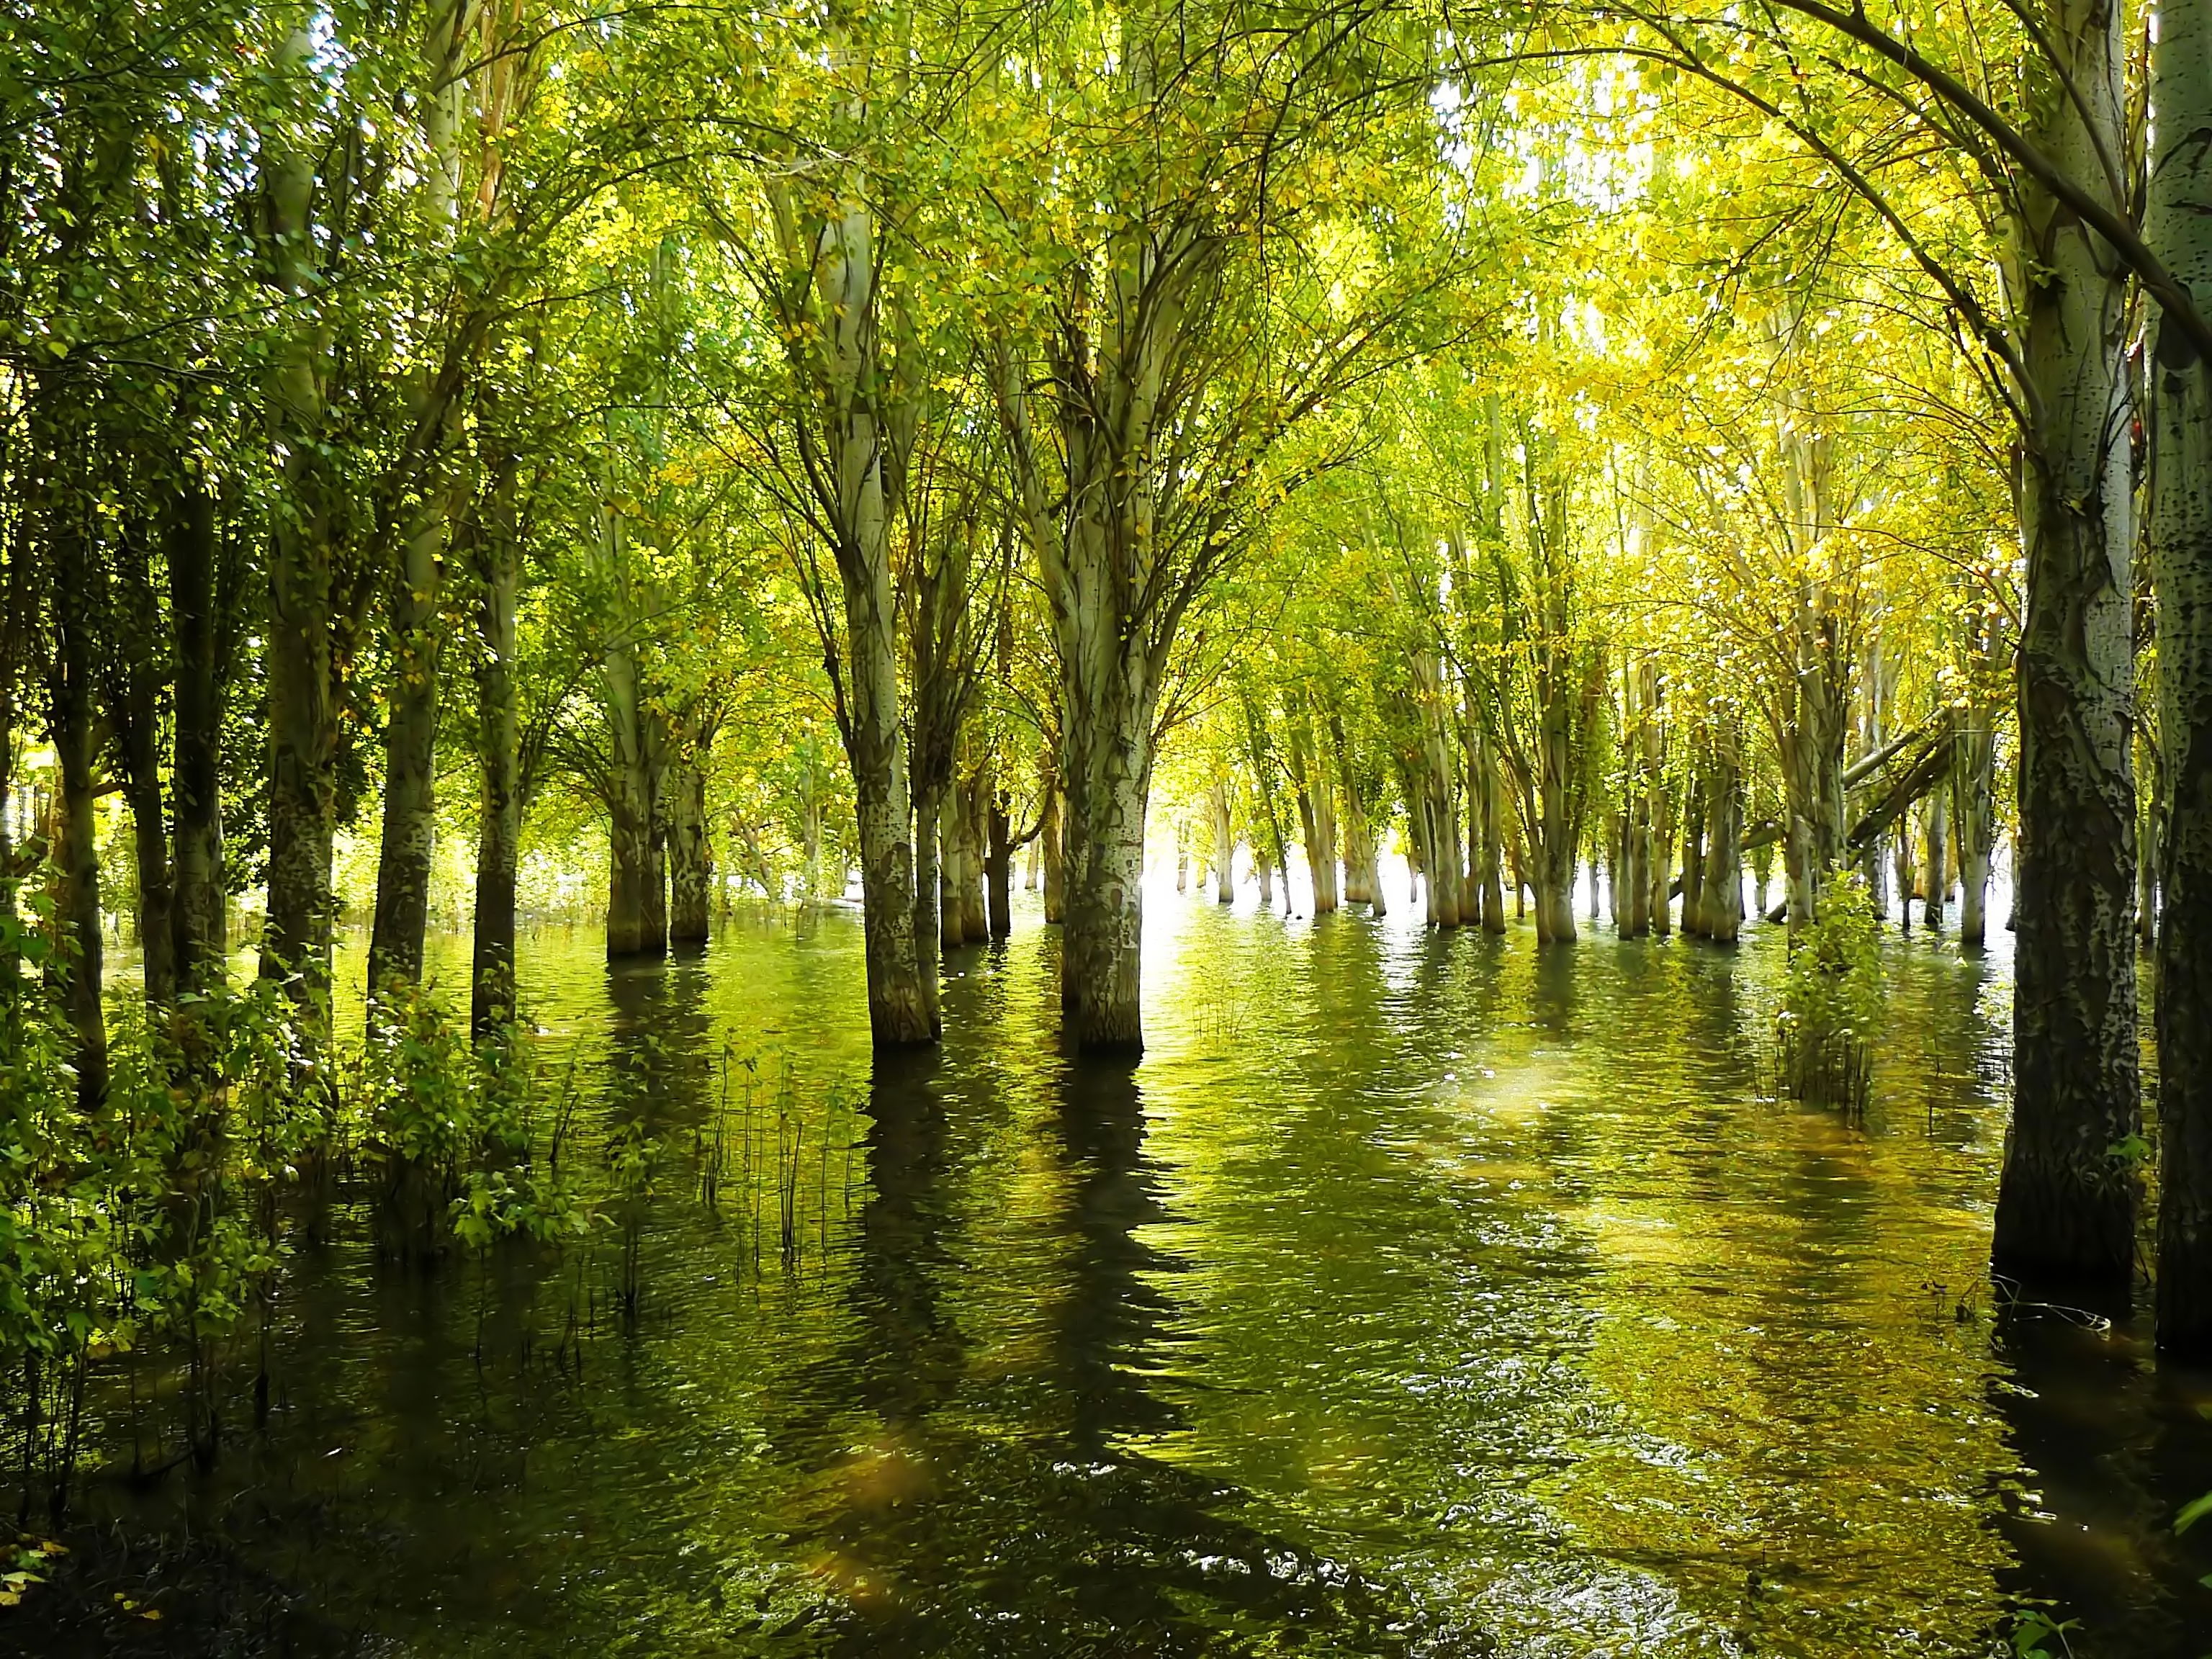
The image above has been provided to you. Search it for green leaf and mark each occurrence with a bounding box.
[2176,1490,2212,1534]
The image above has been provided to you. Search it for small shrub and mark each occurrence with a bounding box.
[1775,871,1882,1115]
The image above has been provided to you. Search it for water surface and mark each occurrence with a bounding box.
[55,886,2212,1656]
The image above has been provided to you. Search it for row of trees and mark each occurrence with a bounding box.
[4,0,2211,1370]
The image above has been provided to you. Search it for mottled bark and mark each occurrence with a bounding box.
[1701,744,1742,945]
[2147,0,2212,1354]
[1992,0,2141,1290]
[958,760,989,944]
[769,145,930,1044]
[667,749,711,945]
[1923,793,1948,931]
[1287,709,1338,914]
[1680,778,1707,938]
[912,778,944,1034]
[1061,712,1151,1048]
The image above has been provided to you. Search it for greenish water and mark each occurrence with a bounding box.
[51,894,2212,1655]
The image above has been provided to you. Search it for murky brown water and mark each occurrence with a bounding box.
[42,886,2212,1655]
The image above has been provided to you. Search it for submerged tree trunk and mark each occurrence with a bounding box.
[667,747,711,945]
[1956,692,1999,950]
[1923,792,1948,931]
[1894,820,1917,937]
[2147,1,2212,1355]
[1680,770,1707,939]
[1473,722,1507,934]
[1208,777,1235,904]
[607,781,658,958]
[1992,0,2141,1292]
[1640,663,1671,938]
[1331,714,1384,918]
[602,600,666,958]
[1287,709,1339,915]
[987,784,1013,940]
[1041,783,1065,925]
[958,757,989,944]
[939,763,972,948]
[770,159,930,1045]
[1701,739,1742,945]
[1061,707,1152,1048]
[912,777,944,1035]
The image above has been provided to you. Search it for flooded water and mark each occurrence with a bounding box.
[45,883,2212,1656]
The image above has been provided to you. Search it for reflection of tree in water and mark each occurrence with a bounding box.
[601,957,712,1329]
[604,955,714,1135]
[796,1053,1437,1657]
[1991,1313,2212,1658]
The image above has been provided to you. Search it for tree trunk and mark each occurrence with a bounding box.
[1041,783,1065,925]
[1702,747,1741,945]
[912,777,944,1035]
[169,462,227,987]
[1923,791,1948,931]
[470,453,521,1032]
[2137,742,2159,952]
[1956,691,1999,951]
[667,748,711,945]
[607,781,657,958]
[1992,0,2141,1291]
[958,759,989,944]
[644,786,669,954]
[770,165,930,1044]
[939,764,970,948]
[987,786,1012,940]
[43,445,106,1104]
[1475,724,1507,934]
[369,492,446,994]
[1061,696,1151,1049]
[1680,776,1707,938]
[117,659,176,1007]
[258,31,341,1008]
[1209,777,1235,903]
[262,448,339,994]
[1287,711,1338,914]
[2147,0,2212,1354]
[1642,663,1671,937]
[602,611,665,958]
[1894,821,1917,936]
